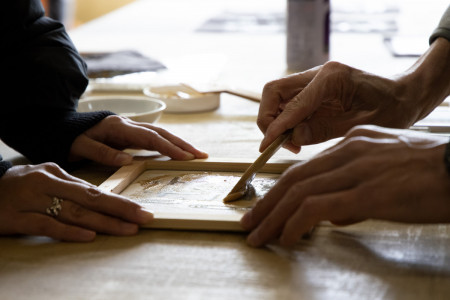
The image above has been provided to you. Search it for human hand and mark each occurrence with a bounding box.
[69,115,208,166]
[258,62,416,153]
[241,125,450,247]
[258,38,450,153]
[0,162,153,242]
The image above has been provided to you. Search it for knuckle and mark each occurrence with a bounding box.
[287,182,304,198]
[107,114,127,124]
[341,136,370,153]
[320,61,353,89]
[68,203,87,219]
[262,79,280,96]
[22,168,53,184]
[41,162,61,173]
[153,126,168,136]
[281,183,306,209]
[345,125,365,137]
[103,115,129,129]
[30,219,62,238]
[256,116,269,132]
[301,197,319,215]
[345,125,378,138]
[284,163,304,178]
[94,144,115,161]
[83,187,103,207]
[322,60,348,73]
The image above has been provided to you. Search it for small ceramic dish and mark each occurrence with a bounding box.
[143,84,220,113]
[78,96,166,123]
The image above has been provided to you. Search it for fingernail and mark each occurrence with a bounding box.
[136,208,154,223]
[183,152,195,160]
[197,150,209,158]
[240,211,252,229]
[259,141,267,152]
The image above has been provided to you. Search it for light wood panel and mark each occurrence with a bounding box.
[99,158,296,231]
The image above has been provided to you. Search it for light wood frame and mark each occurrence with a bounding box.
[99,157,297,231]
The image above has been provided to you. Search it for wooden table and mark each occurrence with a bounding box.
[2,1,450,299]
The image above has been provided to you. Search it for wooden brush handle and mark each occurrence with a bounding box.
[222,89,261,102]
[251,130,292,170]
[224,130,292,201]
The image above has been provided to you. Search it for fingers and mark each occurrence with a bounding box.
[13,213,97,242]
[70,134,133,167]
[72,116,208,166]
[279,190,365,246]
[259,75,325,152]
[243,162,360,247]
[290,114,359,146]
[259,62,355,151]
[290,115,384,147]
[47,178,153,226]
[52,199,140,236]
[241,135,389,247]
[240,152,346,232]
[257,68,320,134]
[5,163,153,240]
[131,122,208,159]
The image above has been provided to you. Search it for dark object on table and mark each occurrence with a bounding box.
[81,50,167,78]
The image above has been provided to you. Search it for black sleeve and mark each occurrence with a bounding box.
[0,156,12,178]
[430,5,450,44]
[0,0,114,170]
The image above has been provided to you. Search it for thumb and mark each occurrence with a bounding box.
[260,80,324,151]
[70,135,133,166]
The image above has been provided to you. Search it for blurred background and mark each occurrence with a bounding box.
[40,0,448,61]
[41,0,447,37]
[41,0,135,27]
[39,0,449,95]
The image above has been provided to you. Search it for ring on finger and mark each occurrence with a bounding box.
[46,197,64,217]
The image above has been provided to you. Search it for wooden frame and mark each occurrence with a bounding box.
[99,157,297,231]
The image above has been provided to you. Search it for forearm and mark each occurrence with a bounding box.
[395,5,450,122]
[399,37,450,122]
[0,110,114,170]
[0,0,99,169]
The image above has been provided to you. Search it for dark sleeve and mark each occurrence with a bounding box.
[0,156,12,178]
[0,0,114,170]
[430,5,450,44]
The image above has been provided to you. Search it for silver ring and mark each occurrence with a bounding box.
[46,197,64,217]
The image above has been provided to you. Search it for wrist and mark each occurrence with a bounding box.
[396,37,450,122]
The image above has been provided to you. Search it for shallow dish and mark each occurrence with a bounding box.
[143,84,220,113]
[78,96,166,123]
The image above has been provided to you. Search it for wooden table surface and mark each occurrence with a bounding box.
[2,0,450,299]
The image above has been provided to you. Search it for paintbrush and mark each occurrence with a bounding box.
[223,130,292,203]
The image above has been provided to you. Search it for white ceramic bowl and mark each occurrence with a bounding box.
[78,96,166,123]
[143,85,220,113]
